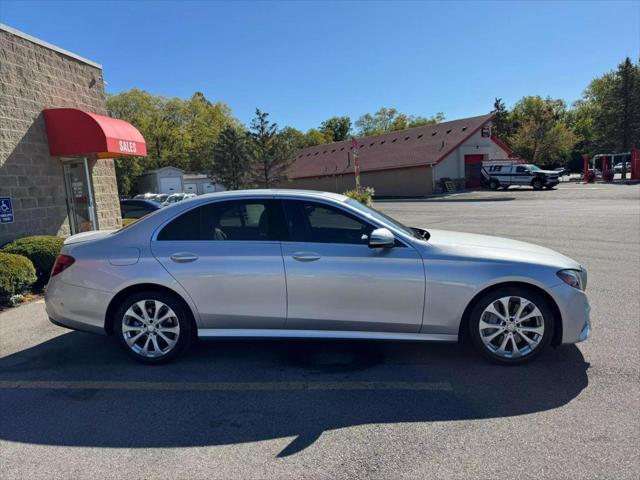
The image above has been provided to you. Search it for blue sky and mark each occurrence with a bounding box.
[2,1,639,130]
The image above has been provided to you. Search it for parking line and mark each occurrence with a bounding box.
[0,380,452,391]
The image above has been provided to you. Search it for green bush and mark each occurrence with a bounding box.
[0,252,37,302]
[343,187,375,207]
[2,235,64,287]
[122,217,139,227]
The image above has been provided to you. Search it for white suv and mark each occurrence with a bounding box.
[483,162,560,190]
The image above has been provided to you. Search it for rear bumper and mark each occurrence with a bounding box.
[549,283,591,344]
[45,279,112,335]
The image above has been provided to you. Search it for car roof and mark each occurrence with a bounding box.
[179,189,349,205]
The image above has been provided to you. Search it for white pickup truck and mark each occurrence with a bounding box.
[482,161,560,190]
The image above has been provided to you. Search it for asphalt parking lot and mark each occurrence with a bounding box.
[1,182,638,479]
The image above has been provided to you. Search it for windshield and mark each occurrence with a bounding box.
[526,164,540,171]
[345,199,424,239]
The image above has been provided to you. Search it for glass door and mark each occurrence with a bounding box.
[62,158,97,234]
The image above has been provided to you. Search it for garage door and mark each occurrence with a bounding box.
[184,183,197,194]
[159,177,182,194]
[464,154,484,188]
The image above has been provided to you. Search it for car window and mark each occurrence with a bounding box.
[157,207,200,240]
[283,200,373,244]
[516,166,527,173]
[157,199,287,241]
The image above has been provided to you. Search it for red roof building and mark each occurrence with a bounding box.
[285,114,512,196]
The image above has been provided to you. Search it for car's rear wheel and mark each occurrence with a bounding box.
[114,291,192,364]
[468,287,554,364]
[489,179,500,190]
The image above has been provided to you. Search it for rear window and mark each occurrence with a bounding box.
[157,200,287,241]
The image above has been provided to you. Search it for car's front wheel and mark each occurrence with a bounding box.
[532,179,544,190]
[469,287,554,364]
[114,291,192,364]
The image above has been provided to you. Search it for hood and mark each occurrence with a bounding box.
[537,169,559,175]
[64,229,116,245]
[425,229,581,269]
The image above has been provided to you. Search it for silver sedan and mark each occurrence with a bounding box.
[45,190,591,364]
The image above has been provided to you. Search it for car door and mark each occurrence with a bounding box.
[514,165,532,185]
[280,199,425,333]
[151,198,288,330]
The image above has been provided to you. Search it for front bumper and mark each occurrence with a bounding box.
[45,278,112,335]
[549,282,591,344]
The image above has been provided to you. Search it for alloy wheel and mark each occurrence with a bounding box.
[478,296,545,359]
[121,300,180,358]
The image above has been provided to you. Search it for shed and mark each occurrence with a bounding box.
[136,167,185,195]
[182,173,226,195]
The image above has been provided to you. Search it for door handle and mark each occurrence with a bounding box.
[292,252,321,262]
[170,252,199,263]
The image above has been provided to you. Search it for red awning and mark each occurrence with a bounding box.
[43,108,147,158]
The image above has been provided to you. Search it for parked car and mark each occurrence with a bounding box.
[120,199,162,219]
[482,161,560,190]
[46,190,591,366]
[134,193,159,201]
[614,162,631,173]
[554,167,568,176]
[161,192,196,206]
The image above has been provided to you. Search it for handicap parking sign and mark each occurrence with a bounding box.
[0,197,14,224]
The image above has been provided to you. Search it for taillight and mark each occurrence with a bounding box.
[51,254,75,276]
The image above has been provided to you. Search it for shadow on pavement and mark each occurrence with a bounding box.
[0,331,589,457]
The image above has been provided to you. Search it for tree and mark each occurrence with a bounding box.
[491,98,512,140]
[184,92,239,172]
[304,128,332,146]
[210,126,250,190]
[319,116,352,142]
[582,57,640,152]
[247,109,294,187]
[508,96,577,166]
[106,89,238,195]
[355,107,444,136]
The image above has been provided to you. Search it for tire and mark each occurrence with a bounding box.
[468,287,554,365]
[114,291,193,364]
[532,179,544,190]
[489,179,500,190]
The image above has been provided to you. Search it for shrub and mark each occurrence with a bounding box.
[122,218,139,227]
[2,235,64,287]
[343,187,375,207]
[0,252,37,302]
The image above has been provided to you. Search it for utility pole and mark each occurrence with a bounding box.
[351,137,361,192]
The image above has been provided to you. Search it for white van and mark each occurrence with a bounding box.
[482,161,560,190]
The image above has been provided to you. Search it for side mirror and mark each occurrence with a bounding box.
[368,228,395,248]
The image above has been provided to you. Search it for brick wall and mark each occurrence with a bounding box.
[0,27,121,245]
[90,157,121,230]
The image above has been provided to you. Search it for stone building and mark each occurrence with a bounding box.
[0,24,146,244]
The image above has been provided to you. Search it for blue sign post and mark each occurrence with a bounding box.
[0,197,14,224]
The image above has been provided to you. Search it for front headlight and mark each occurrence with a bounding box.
[557,269,585,291]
